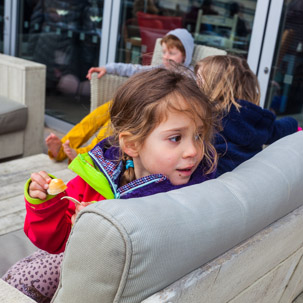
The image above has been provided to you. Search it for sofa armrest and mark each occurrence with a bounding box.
[143,205,303,302]
[90,73,128,112]
[53,132,303,303]
[0,54,46,157]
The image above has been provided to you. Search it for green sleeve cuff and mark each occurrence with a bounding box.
[69,153,115,200]
[24,173,59,205]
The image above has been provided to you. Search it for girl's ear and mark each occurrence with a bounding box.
[119,132,139,157]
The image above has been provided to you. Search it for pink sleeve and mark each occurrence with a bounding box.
[24,176,88,254]
[24,194,75,254]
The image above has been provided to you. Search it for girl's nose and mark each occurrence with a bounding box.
[183,141,198,158]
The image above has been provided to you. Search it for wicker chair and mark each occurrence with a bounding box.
[90,39,226,112]
[0,54,46,160]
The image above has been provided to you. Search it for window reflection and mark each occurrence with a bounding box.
[0,0,3,53]
[18,0,103,124]
[266,0,303,125]
[117,0,257,65]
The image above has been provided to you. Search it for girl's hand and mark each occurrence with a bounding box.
[86,67,107,80]
[71,202,92,225]
[29,171,52,200]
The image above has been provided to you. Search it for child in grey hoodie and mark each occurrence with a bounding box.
[86,28,194,79]
[46,29,195,162]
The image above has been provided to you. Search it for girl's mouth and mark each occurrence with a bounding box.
[177,166,194,176]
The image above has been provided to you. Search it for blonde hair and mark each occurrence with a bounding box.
[195,55,260,114]
[110,67,218,185]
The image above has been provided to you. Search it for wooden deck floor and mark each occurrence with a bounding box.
[0,153,76,236]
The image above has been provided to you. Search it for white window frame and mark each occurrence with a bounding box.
[99,0,121,66]
[256,0,284,107]
[246,0,271,75]
[3,0,18,55]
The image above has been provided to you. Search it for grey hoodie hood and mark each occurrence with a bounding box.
[166,28,194,67]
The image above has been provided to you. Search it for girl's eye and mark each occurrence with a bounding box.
[195,133,203,141]
[169,135,181,142]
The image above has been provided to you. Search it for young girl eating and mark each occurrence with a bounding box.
[3,67,218,302]
[195,55,299,176]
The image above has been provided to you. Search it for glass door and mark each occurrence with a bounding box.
[15,0,104,125]
[0,0,3,52]
[258,0,303,127]
[110,0,260,66]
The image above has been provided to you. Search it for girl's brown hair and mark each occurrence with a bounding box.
[110,67,218,185]
[160,35,186,58]
[195,55,260,113]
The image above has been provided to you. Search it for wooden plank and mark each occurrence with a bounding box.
[0,209,25,235]
[294,293,303,303]
[0,154,76,236]
[0,195,25,217]
[0,154,70,186]
[229,248,303,303]
[0,168,76,201]
[280,253,303,302]
[142,206,303,303]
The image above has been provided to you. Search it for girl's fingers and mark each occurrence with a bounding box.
[75,203,86,213]
[31,171,51,190]
[29,189,47,200]
[74,202,91,215]
[29,171,52,199]
[81,202,91,207]
[71,202,93,225]
[29,181,45,193]
[71,214,76,225]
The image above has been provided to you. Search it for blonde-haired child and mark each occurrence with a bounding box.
[195,55,299,176]
[3,67,217,302]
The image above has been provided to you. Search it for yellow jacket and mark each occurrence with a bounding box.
[49,101,112,162]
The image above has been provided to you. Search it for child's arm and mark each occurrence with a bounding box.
[266,116,298,145]
[86,63,153,79]
[105,62,152,77]
[24,175,87,254]
[24,174,106,254]
[86,67,107,80]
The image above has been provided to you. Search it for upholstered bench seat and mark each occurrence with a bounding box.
[0,96,28,135]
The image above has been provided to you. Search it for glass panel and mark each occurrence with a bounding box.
[17,0,104,124]
[115,0,258,64]
[265,0,303,126]
[0,0,3,52]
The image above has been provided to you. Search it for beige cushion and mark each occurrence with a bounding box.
[0,96,28,135]
[53,132,303,303]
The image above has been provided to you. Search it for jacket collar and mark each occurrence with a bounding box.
[89,139,168,198]
[88,138,214,199]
